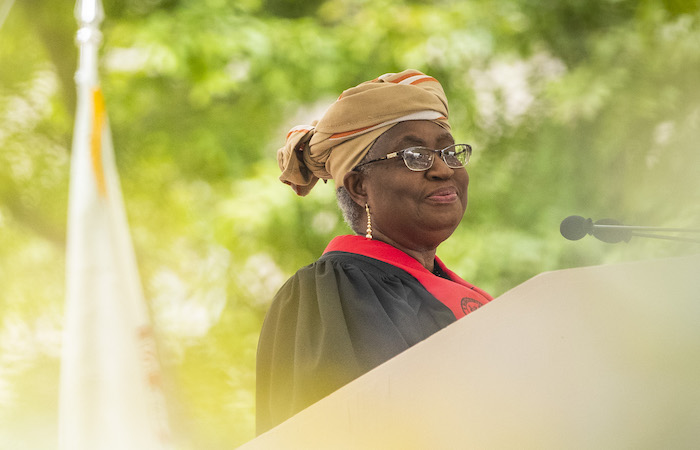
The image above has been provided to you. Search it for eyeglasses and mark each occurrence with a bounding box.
[354,144,472,172]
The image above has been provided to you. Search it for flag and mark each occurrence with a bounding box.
[58,1,171,448]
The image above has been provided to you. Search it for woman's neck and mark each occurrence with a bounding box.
[369,231,437,272]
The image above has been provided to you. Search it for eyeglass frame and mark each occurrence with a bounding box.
[354,143,472,172]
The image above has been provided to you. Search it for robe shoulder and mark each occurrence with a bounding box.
[255,251,456,434]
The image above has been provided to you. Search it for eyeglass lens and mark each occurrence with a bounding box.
[403,145,469,170]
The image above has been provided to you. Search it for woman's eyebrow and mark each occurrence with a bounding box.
[398,133,454,148]
[399,136,425,147]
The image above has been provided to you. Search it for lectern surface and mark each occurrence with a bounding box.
[241,254,700,449]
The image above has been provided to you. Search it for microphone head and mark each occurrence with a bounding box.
[560,215,593,241]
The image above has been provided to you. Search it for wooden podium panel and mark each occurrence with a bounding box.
[241,254,700,449]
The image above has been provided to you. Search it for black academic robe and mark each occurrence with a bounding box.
[255,235,491,434]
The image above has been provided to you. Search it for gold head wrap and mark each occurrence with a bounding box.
[277,69,451,196]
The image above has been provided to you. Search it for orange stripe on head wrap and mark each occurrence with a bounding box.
[410,76,438,85]
[328,124,375,140]
[277,69,450,196]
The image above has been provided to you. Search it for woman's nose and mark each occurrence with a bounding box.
[426,154,454,179]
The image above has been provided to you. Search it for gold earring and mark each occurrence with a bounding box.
[365,203,372,240]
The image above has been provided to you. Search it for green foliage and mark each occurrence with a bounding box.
[1,0,699,448]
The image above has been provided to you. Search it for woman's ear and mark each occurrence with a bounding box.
[343,170,368,206]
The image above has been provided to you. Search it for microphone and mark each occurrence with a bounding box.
[560,215,700,244]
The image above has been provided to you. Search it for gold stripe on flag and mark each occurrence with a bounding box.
[91,87,107,198]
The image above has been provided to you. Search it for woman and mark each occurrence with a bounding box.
[256,70,493,434]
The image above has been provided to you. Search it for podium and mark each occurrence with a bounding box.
[240,254,700,449]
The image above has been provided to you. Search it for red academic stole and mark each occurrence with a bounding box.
[324,235,493,319]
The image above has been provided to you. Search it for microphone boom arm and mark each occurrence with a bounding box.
[593,224,700,233]
[560,215,700,244]
[628,231,700,244]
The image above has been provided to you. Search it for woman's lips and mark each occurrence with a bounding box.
[427,187,458,203]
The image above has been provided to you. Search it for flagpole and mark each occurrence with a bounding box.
[74,0,102,88]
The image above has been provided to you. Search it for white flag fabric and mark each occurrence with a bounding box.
[59,1,171,448]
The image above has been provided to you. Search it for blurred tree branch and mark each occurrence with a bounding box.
[18,0,77,116]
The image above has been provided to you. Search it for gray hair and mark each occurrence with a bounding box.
[335,136,381,234]
[335,139,377,234]
[336,186,364,234]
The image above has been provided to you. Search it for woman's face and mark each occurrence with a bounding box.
[361,120,469,251]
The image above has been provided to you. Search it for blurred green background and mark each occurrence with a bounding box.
[1,0,699,448]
